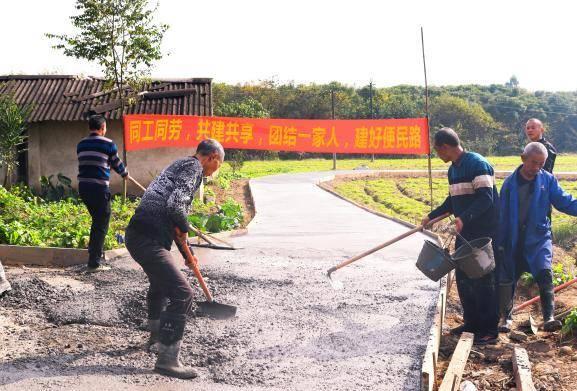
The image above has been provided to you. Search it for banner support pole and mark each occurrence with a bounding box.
[421,26,433,212]
[331,90,337,170]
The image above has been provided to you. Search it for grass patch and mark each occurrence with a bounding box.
[333,176,577,247]
[218,154,577,179]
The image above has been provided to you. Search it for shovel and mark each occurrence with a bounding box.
[175,238,237,319]
[127,175,240,250]
[326,213,450,289]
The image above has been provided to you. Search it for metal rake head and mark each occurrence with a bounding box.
[325,266,344,290]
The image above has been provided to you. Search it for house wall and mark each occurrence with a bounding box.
[27,120,195,194]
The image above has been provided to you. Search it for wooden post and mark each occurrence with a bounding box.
[438,332,474,391]
[331,90,336,170]
[513,347,537,391]
[421,27,434,212]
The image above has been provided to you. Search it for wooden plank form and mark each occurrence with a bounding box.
[439,332,474,391]
[513,347,537,391]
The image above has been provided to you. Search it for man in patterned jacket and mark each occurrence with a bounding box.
[125,138,224,379]
[421,128,500,345]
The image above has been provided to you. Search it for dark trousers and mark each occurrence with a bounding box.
[125,226,194,344]
[502,249,554,322]
[456,269,499,336]
[79,183,111,267]
[455,234,499,336]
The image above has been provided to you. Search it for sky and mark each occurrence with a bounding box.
[2,0,577,91]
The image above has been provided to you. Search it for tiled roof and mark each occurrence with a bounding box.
[0,75,212,122]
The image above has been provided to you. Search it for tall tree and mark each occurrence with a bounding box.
[430,95,502,155]
[47,0,168,161]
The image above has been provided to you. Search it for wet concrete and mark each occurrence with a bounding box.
[0,171,439,390]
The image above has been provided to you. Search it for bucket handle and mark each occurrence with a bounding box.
[448,217,475,250]
[441,232,455,252]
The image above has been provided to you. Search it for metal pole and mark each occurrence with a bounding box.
[421,27,433,212]
[331,90,336,170]
[369,81,374,162]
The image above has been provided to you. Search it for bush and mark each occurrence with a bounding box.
[0,184,138,249]
[40,174,77,201]
[188,198,243,233]
[562,308,577,336]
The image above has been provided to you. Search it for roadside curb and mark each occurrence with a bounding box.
[1,229,250,268]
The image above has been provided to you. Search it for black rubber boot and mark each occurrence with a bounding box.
[154,312,197,379]
[147,319,160,353]
[498,283,514,333]
[539,279,562,332]
[154,340,198,379]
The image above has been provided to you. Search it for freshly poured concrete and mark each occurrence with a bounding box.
[1,171,440,390]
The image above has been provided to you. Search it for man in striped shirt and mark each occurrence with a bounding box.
[421,128,500,345]
[77,114,128,272]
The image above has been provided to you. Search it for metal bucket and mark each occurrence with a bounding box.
[452,237,495,279]
[416,240,455,282]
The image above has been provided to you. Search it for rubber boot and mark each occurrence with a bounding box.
[498,283,514,333]
[154,340,198,379]
[540,281,562,332]
[0,262,12,298]
[147,319,160,353]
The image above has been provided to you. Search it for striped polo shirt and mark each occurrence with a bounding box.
[429,151,499,239]
[77,133,128,187]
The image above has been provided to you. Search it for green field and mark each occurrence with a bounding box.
[332,176,577,248]
[220,154,577,179]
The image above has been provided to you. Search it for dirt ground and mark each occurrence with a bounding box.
[0,172,441,390]
[438,251,577,391]
[325,172,577,389]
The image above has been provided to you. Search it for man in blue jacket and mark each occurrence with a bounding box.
[498,142,577,332]
[421,128,499,345]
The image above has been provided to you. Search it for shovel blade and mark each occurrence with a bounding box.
[529,314,539,334]
[196,301,237,319]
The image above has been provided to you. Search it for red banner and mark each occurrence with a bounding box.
[123,114,429,155]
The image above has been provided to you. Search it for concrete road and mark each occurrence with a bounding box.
[1,171,440,390]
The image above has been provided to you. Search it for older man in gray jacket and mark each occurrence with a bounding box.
[125,138,224,379]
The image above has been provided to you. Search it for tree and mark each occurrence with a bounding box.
[215,97,270,119]
[430,95,502,155]
[0,94,31,188]
[47,0,168,157]
[47,0,168,199]
[506,75,519,88]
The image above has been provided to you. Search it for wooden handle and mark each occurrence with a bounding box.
[188,224,216,246]
[127,175,147,192]
[177,240,213,302]
[203,232,235,248]
[332,212,450,272]
[514,275,577,313]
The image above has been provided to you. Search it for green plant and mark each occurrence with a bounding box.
[214,170,244,190]
[0,184,139,250]
[187,198,243,233]
[0,93,31,188]
[552,263,574,286]
[520,272,534,286]
[40,173,77,201]
[228,150,247,175]
[561,308,577,335]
